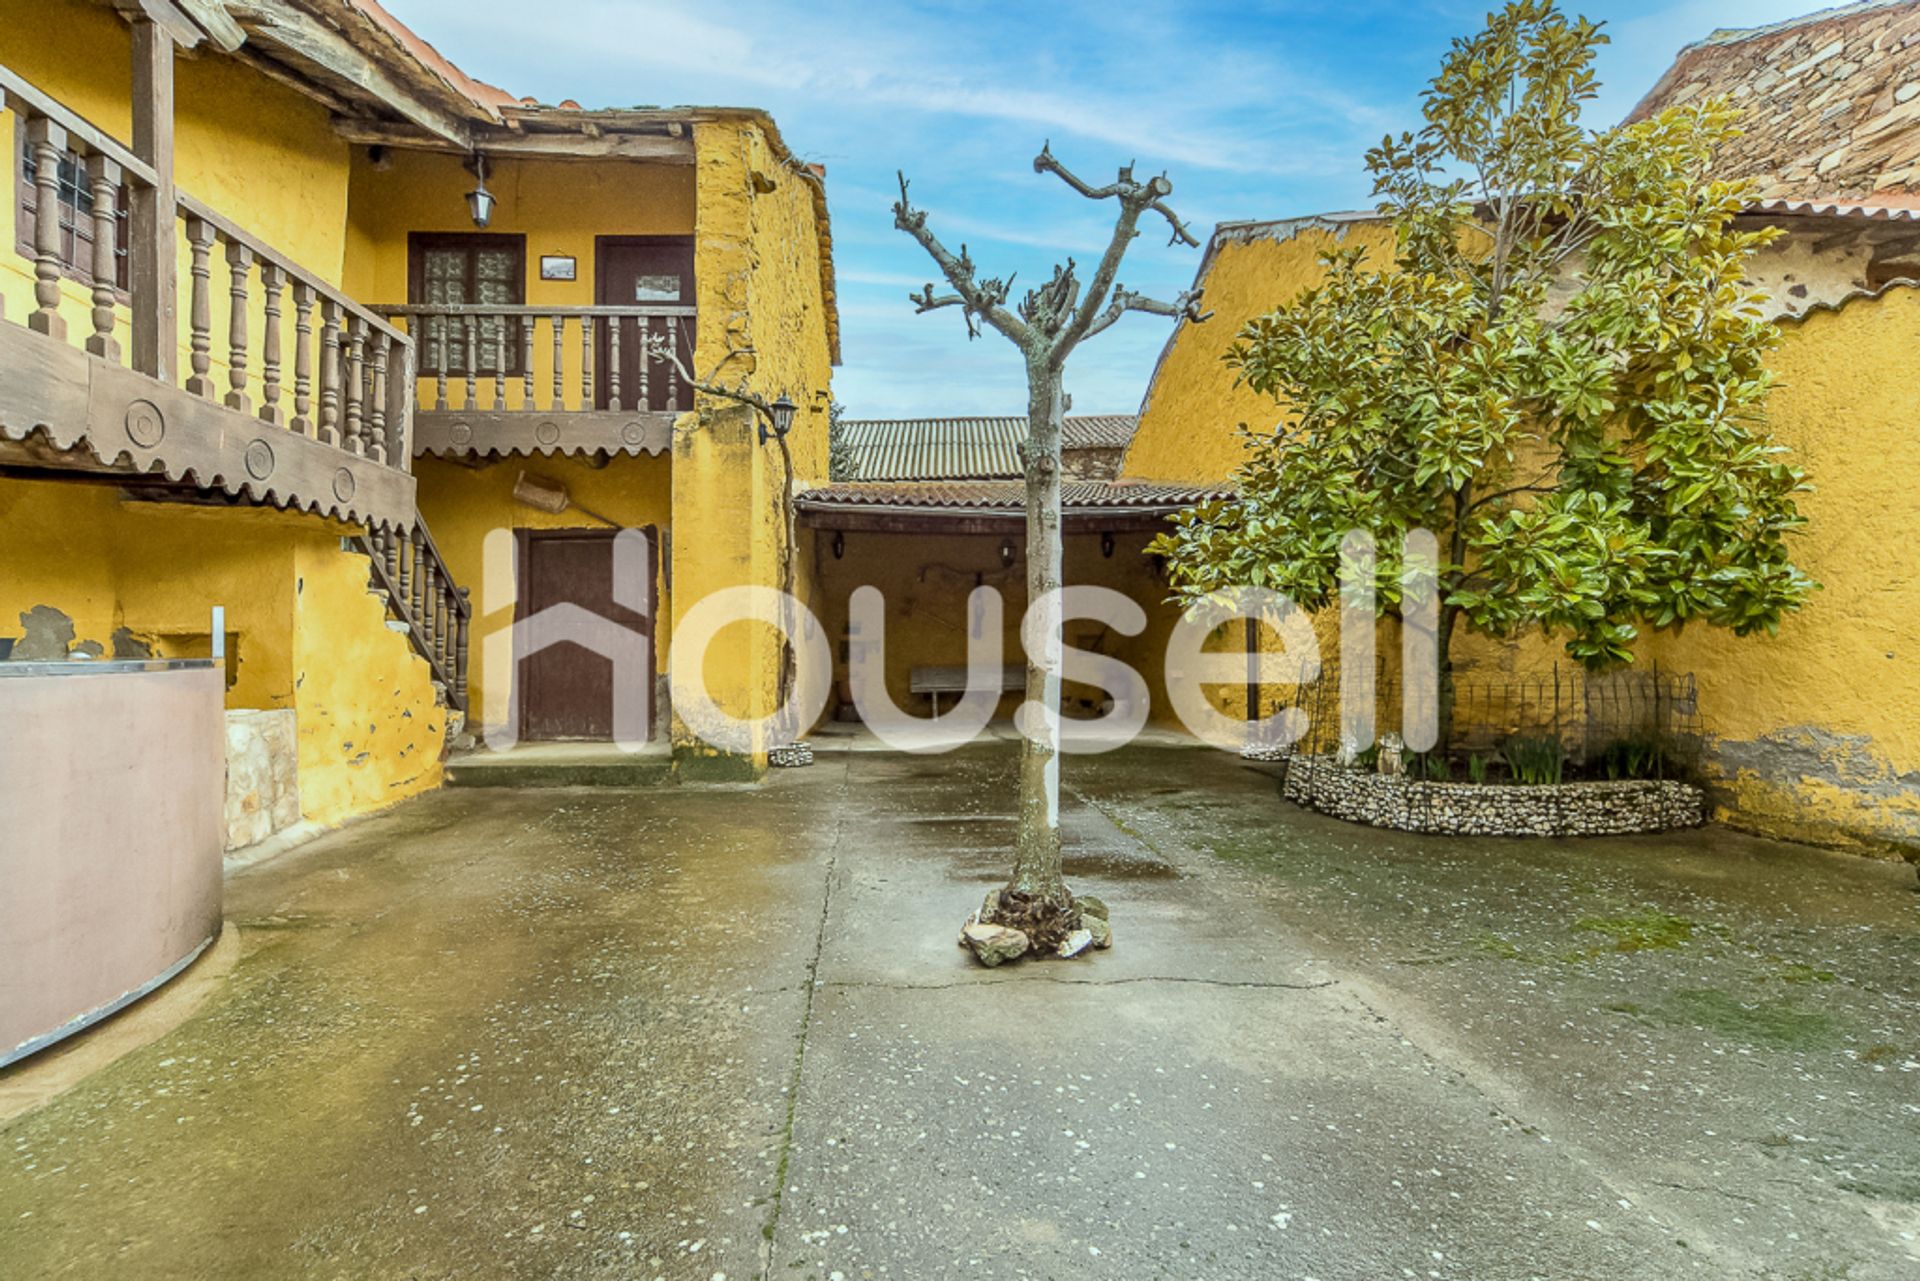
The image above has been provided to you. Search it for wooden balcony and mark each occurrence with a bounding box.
[372,305,695,461]
[0,65,416,530]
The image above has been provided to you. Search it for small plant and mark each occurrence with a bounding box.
[1502,735,1565,785]
[1352,744,1381,771]
[1420,754,1451,781]
[1598,735,1665,780]
[1467,753,1489,785]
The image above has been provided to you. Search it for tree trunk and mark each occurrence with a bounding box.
[995,363,1078,950]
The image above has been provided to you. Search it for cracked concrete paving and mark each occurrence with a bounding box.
[3,740,1917,1280]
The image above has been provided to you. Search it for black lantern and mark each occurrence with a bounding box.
[760,393,797,444]
[998,538,1017,569]
[466,156,495,228]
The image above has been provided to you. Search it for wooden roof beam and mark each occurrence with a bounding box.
[332,116,695,163]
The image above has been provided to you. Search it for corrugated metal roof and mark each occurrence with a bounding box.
[837,416,1138,481]
[795,480,1227,513]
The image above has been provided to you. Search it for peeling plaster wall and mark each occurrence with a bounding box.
[0,478,444,828]
[664,121,836,775]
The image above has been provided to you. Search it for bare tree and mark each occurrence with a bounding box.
[894,144,1205,955]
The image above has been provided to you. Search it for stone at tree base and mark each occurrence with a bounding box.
[956,912,978,948]
[961,920,1030,967]
[1076,894,1109,921]
[1085,915,1112,949]
[1057,928,1094,958]
[978,889,1003,923]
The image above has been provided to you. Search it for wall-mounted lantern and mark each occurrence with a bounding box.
[466,155,495,228]
[1100,531,1116,559]
[760,393,797,445]
[999,538,1017,569]
[831,530,845,560]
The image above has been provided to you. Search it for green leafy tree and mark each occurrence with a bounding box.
[1152,0,1813,745]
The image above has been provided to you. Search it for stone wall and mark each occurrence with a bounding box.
[225,709,299,851]
[1281,756,1706,838]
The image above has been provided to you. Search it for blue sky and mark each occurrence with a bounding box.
[395,0,1819,417]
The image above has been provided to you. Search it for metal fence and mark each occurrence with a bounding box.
[1275,663,1703,783]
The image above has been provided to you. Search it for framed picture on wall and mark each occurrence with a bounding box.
[539,254,577,281]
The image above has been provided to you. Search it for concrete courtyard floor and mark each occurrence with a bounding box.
[2,741,1917,1280]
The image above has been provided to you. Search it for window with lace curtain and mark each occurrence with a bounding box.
[14,119,129,293]
[406,232,525,376]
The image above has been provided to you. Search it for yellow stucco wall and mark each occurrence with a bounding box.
[1122,218,1397,486]
[411,453,673,737]
[341,146,697,412]
[1638,287,1920,856]
[1124,210,1920,857]
[0,478,444,826]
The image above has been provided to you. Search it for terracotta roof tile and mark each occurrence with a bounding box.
[795,480,1226,512]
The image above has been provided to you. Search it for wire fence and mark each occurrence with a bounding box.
[1273,663,1703,784]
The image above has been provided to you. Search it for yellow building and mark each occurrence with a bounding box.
[1121,2,1920,859]
[0,0,837,846]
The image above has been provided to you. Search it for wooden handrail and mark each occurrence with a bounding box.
[375,303,698,319]
[354,515,470,710]
[178,195,412,347]
[0,65,159,187]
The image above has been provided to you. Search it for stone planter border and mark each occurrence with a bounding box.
[1280,755,1705,837]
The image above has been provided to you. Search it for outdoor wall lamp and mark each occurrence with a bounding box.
[999,538,1018,569]
[831,530,845,560]
[760,393,798,445]
[466,155,495,228]
[1101,531,1116,559]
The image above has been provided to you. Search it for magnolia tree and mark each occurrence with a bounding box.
[895,148,1205,957]
[1152,0,1813,749]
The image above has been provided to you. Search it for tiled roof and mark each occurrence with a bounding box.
[837,416,1138,481]
[1629,0,1920,201]
[795,480,1226,513]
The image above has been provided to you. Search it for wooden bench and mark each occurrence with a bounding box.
[910,663,1024,715]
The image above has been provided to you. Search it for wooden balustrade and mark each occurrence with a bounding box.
[372,305,697,415]
[355,515,470,712]
[0,63,415,486]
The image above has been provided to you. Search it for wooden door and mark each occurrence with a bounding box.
[596,236,695,412]
[516,530,655,741]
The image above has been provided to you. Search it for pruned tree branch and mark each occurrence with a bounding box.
[893,172,1033,346]
[1083,285,1211,339]
[1034,141,1201,248]
[641,331,775,420]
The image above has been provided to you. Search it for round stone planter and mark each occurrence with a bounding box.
[1279,755,1705,837]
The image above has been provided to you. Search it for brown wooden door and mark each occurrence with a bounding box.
[517,530,655,741]
[596,236,694,412]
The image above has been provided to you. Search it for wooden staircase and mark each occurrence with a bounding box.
[350,517,471,742]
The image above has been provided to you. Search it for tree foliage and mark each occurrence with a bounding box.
[1151,0,1814,675]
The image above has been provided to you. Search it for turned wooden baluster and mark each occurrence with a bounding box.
[396,524,414,618]
[441,591,455,675]
[291,283,315,435]
[462,315,478,409]
[84,152,121,360]
[580,313,592,409]
[551,313,565,410]
[455,592,470,708]
[185,217,217,395]
[492,320,507,410]
[419,560,438,658]
[317,298,342,446]
[637,316,651,410]
[608,314,622,412]
[522,318,534,409]
[368,333,389,465]
[665,315,680,407]
[26,118,68,340]
[258,264,285,425]
[223,240,253,412]
[343,315,367,455]
[411,534,428,632]
[381,520,400,587]
[433,317,449,410]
